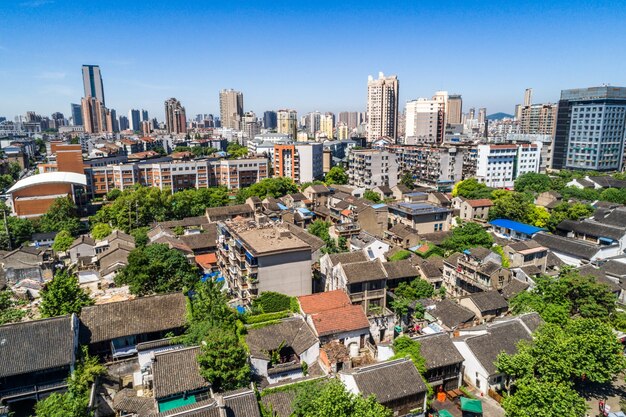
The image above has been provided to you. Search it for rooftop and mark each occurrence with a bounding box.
[490,219,543,235]
[228,223,311,256]
[7,171,87,193]
[246,318,318,361]
[152,346,210,400]
[340,260,388,284]
[412,333,464,370]
[390,202,451,215]
[463,290,508,313]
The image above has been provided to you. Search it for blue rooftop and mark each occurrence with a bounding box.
[297,207,314,216]
[277,203,288,210]
[371,203,387,209]
[489,219,543,235]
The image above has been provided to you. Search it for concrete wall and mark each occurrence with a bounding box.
[258,249,312,297]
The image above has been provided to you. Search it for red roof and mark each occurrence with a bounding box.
[341,209,352,217]
[195,253,217,270]
[310,304,370,336]
[298,290,351,314]
[467,199,494,208]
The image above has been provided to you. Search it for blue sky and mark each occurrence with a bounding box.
[1,0,625,120]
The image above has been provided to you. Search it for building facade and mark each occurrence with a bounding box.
[164,98,187,134]
[277,109,298,139]
[219,89,244,130]
[367,72,399,141]
[273,142,323,184]
[348,149,398,188]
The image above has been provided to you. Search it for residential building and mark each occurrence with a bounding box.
[320,112,335,138]
[348,149,398,188]
[458,198,494,221]
[459,290,509,322]
[70,103,83,126]
[164,97,187,134]
[533,231,621,266]
[277,109,298,139]
[81,96,110,134]
[220,89,244,130]
[242,111,260,141]
[366,72,399,141]
[447,94,463,125]
[442,247,511,296]
[475,143,541,188]
[340,358,428,416]
[273,142,323,183]
[82,64,105,105]
[412,333,464,391]
[519,103,557,135]
[490,219,543,241]
[387,202,452,234]
[553,86,626,171]
[216,220,312,305]
[128,109,141,132]
[327,258,388,315]
[263,110,277,129]
[404,98,440,144]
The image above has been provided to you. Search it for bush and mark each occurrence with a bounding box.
[244,310,291,324]
[388,250,412,262]
[251,292,292,313]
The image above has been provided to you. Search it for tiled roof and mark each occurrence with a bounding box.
[340,260,387,284]
[195,253,217,269]
[346,358,427,403]
[388,223,419,239]
[153,346,210,399]
[246,318,318,361]
[557,219,625,241]
[533,232,601,260]
[466,199,493,208]
[464,290,508,313]
[80,293,187,344]
[309,304,370,336]
[150,388,260,417]
[0,315,75,378]
[327,251,368,266]
[426,299,475,329]
[205,204,253,220]
[260,390,297,417]
[382,259,419,280]
[298,290,351,314]
[501,278,530,300]
[593,207,626,228]
[179,233,216,250]
[70,235,95,249]
[308,184,330,193]
[413,333,464,370]
[113,388,155,417]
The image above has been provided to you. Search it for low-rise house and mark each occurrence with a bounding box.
[205,203,254,223]
[302,184,331,207]
[535,191,562,210]
[413,257,444,289]
[459,290,509,322]
[331,259,388,315]
[504,240,548,272]
[382,259,420,289]
[593,206,626,228]
[152,346,210,413]
[68,235,96,263]
[0,315,79,411]
[98,239,135,281]
[500,278,530,301]
[533,232,619,266]
[489,219,543,241]
[388,202,453,234]
[413,333,464,391]
[350,232,390,261]
[0,247,53,298]
[29,232,57,248]
[384,223,420,249]
[339,358,428,416]
[428,192,452,208]
[453,313,542,396]
[421,299,476,331]
[179,232,217,255]
[443,248,511,296]
[298,290,370,356]
[246,318,319,385]
[79,293,187,359]
[556,219,626,252]
[459,199,493,222]
[319,251,369,292]
[373,185,394,200]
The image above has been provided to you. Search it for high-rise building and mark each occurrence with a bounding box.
[366,72,399,141]
[81,97,110,134]
[141,110,149,122]
[432,91,449,143]
[274,142,323,183]
[277,109,298,139]
[524,88,533,107]
[71,103,83,126]
[118,115,129,131]
[320,113,334,139]
[305,111,321,135]
[520,104,557,135]
[337,122,349,140]
[242,111,260,141]
[405,98,439,144]
[82,65,105,106]
[348,149,398,188]
[447,94,463,125]
[219,89,244,130]
[478,108,487,125]
[263,111,277,129]
[110,109,119,132]
[553,86,626,171]
[468,108,476,120]
[128,109,141,132]
[164,98,187,134]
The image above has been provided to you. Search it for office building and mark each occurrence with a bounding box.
[348,149,398,188]
[118,115,129,131]
[141,109,149,121]
[164,97,187,134]
[127,109,139,132]
[273,142,323,183]
[405,98,440,144]
[219,89,244,130]
[216,220,312,304]
[263,111,277,129]
[109,109,118,132]
[478,108,487,125]
[71,103,83,126]
[277,109,298,139]
[82,65,105,105]
[553,86,626,171]
[366,72,399,141]
[468,108,476,120]
[447,94,463,125]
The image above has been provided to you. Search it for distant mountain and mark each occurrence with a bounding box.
[487,112,514,120]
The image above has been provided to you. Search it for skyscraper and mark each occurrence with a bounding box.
[405,98,439,144]
[366,72,399,141]
[520,103,557,135]
[82,65,105,106]
[478,108,487,125]
[306,111,322,135]
[553,86,626,171]
[141,109,149,122]
[71,103,83,126]
[129,109,141,132]
[320,113,335,139]
[219,89,244,130]
[432,91,449,143]
[81,97,110,133]
[242,111,260,140]
[524,88,533,107]
[164,97,187,134]
[118,115,129,131]
[277,109,298,139]
[447,94,463,125]
[263,111,277,129]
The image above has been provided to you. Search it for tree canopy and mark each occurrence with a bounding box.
[115,243,199,295]
[307,219,347,254]
[451,178,492,199]
[39,270,93,318]
[325,166,348,185]
[39,196,82,236]
[52,230,74,252]
[363,190,382,203]
[513,172,552,194]
[500,378,587,417]
[0,290,25,325]
[197,327,250,392]
[440,222,494,253]
[90,223,112,240]
[227,142,249,158]
[236,177,299,202]
[391,336,427,375]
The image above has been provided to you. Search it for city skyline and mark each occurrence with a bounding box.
[1,0,626,119]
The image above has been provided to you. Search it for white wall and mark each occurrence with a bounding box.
[452,340,490,395]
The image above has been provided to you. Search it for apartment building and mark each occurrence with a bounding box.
[442,248,512,296]
[348,149,398,188]
[273,142,323,183]
[387,202,452,234]
[476,143,541,188]
[216,221,312,305]
[367,72,399,141]
[85,157,268,196]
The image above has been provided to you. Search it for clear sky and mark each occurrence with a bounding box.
[1,0,626,121]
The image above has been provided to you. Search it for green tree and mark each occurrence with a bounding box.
[185,279,237,344]
[115,244,198,295]
[391,335,427,374]
[363,190,382,203]
[6,215,36,248]
[325,166,348,185]
[227,142,249,158]
[8,162,22,180]
[452,178,492,199]
[236,177,299,202]
[39,196,82,236]
[400,172,415,190]
[489,191,533,222]
[501,378,587,417]
[394,278,434,301]
[440,222,494,252]
[40,270,93,318]
[600,188,626,204]
[52,230,75,252]
[91,223,112,240]
[197,327,250,392]
[292,379,392,417]
[0,174,14,190]
[251,291,292,313]
[0,290,25,325]
[514,173,552,194]
[35,348,105,417]
[106,188,122,201]
[388,249,413,261]
[526,206,550,228]
[130,227,149,248]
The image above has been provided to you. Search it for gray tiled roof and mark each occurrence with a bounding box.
[179,233,217,250]
[205,204,253,220]
[533,232,601,260]
[113,388,155,417]
[327,251,368,266]
[594,207,626,228]
[150,388,261,417]
[413,333,464,370]
[80,293,187,344]
[382,259,419,280]
[260,390,297,417]
[153,346,210,399]
[347,358,427,403]
[0,315,75,378]
[465,290,508,313]
[246,318,318,361]
[340,260,387,284]
[557,219,625,241]
[426,299,475,329]
[501,278,530,300]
